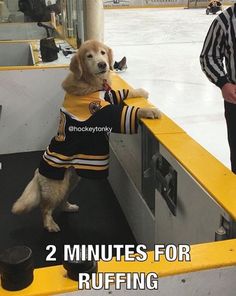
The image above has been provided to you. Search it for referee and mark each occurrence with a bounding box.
[200,3,236,173]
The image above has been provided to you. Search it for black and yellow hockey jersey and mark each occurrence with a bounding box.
[39,87,139,180]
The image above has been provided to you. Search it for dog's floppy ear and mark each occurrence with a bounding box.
[107,46,114,70]
[70,54,82,78]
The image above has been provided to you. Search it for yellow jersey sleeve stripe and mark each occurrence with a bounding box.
[46,148,109,160]
[121,106,128,133]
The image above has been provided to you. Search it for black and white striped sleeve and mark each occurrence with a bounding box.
[98,104,139,134]
[200,18,229,89]
[104,89,129,105]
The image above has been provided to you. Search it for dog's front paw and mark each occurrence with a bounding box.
[128,88,149,99]
[135,88,149,99]
[137,107,162,119]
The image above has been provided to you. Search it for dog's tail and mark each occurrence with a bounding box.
[12,170,40,214]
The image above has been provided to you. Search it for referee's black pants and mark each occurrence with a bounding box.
[224,101,236,173]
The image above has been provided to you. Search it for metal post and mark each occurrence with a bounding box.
[83,0,104,42]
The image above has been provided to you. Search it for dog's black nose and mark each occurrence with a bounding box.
[97,62,107,70]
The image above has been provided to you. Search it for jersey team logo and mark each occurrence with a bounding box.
[89,101,102,114]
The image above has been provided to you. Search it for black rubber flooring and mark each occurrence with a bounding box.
[0,151,136,268]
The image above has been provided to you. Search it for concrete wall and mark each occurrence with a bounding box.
[0,67,68,154]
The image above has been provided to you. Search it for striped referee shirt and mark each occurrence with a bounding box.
[200,4,236,89]
[39,88,139,180]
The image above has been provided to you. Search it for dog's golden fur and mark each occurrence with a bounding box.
[12,40,161,232]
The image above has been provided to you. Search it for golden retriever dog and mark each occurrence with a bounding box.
[12,40,161,232]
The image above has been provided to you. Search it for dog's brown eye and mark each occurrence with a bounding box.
[87,54,93,58]
[101,50,106,55]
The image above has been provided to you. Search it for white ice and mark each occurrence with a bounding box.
[104,7,231,169]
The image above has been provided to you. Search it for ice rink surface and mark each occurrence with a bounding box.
[104,7,231,169]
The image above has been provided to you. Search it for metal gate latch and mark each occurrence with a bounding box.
[155,154,177,216]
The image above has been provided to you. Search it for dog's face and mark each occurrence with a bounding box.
[70,40,113,81]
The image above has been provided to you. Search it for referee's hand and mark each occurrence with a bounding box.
[222,83,236,104]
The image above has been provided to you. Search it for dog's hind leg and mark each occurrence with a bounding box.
[40,186,64,232]
[62,201,79,212]
[39,169,73,232]
[42,207,60,232]
[61,170,80,212]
